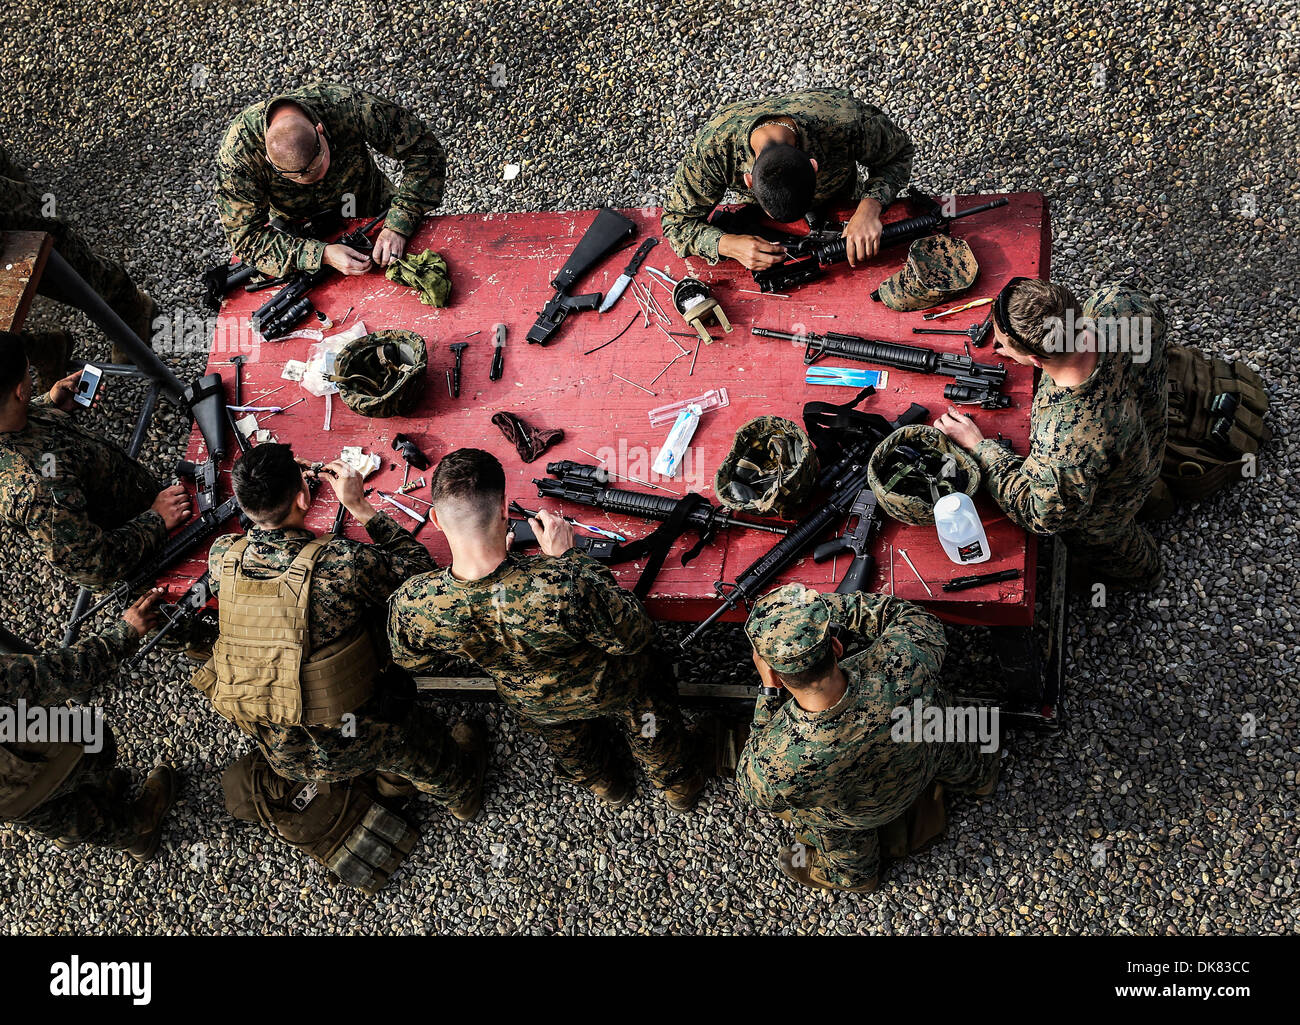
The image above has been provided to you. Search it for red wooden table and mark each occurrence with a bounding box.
[173,193,1049,629]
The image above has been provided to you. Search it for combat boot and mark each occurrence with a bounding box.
[24,329,73,391]
[777,846,878,894]
[445,719,488,822]
[53,768,130,852]
[111,289,157,365]
[587,773,634,810]
[662,770,706,813]
[125,765,178,863]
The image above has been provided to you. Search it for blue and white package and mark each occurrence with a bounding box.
[652,403,702,477]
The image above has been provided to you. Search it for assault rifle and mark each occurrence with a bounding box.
[535,461,788,539]
[507,506,619,560]
[810,487,883,594]
[525,208,637,345]
[753,326,1012,409]
[680,435,885,647]
[251,215,385,339]
[127,572,213,666]
[745,192,1010,295]
[67,484,243,632]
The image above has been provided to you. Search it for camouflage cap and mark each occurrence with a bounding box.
[868,424,981,525]
[715,416,818,518]
[877,234,978,312]
[331,329,428,418]
[745,584,834,674]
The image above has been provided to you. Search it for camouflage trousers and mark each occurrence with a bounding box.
[515,655,694,791]
[1065,519,1163,589]
[1,153,145,335]
[791,742,998,888]
[251,700,477,809]
[9,728,140,849]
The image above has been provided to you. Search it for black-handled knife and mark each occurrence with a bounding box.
[597,237,660,313]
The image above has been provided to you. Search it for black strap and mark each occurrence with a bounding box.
[804,388,931,465]
[609,493,712,598]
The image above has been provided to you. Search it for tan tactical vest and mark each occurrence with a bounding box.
[210,536,377,728]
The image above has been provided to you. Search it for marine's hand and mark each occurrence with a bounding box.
[322,460,376,524]
[48,369,96,412]
[122,587,165,637]
[719,233,786,272]
[323,243,373,276]
[372,228,407,268]
[531,509,574,557]
[842,198,883,266]
[934,407,985,450]
[151,484,191,530]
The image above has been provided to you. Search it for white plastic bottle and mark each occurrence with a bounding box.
[933,492,991,565]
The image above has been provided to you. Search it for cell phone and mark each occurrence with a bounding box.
[73,365,104,408]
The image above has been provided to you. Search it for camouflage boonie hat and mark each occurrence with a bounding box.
[868,425,980,525]
[745,584,833,674]
[714,416,817,518]
[330,330,428,418]
[877,235,978,312]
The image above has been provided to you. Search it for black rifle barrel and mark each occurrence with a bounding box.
[535,477,787,535]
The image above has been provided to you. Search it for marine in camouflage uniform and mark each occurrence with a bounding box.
[2,619,147,849]
[970,286,1168,586]
[193,511,479,807]
[662,87,914,262]
[0,145,154,374]
[0,394,166,592]
[737,584,997,891]
[387,550,696,797]
[214,84,446,277]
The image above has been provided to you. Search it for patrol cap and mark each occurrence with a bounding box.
[877,235,978,313]
[745,583,834,675]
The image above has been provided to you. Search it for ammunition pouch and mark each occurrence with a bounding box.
[221,749,418,896]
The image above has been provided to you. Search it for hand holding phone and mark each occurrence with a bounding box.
[72,365,103,408]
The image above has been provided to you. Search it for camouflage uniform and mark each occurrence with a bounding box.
[1,619,144,848]
[194,513,477,806]
[387,551,694,790]
[0,398,165,591]
[0,145,146,334]
[737,585,996,888]
[662,88,914,262]
[971,286,1168,586]
[215,85,447,277]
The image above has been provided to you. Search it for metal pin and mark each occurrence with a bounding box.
[340,306,354,326]
[898,549,934,597]
[324,392,332,431]
[810,315,838,319]
[738,289,789,298]
[445,370,453,397]
[259,396,305,421]
[889,545,895,596]
[657,323,688,355]
[612,372,656,397]
[689,335,701,376]
[465,330,482,337]
[257,385,285,400]
[646,352,685,387]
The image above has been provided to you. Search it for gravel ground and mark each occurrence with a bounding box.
[2,1,1297,936]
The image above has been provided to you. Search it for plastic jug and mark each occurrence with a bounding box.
[933,492,990,565]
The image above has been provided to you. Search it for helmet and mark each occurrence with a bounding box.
[715,416,817,518]
[330,330,427,418]
[868,425,980,525]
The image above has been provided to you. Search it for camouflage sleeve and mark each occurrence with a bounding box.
[561,552,653,655]
[661,141,729,262]
[352,91,446,238]
[972,438,1096,535]
[205,533,239,598]
[385,579,442,673]
[846,100,914,207]
[0,619,137,706]
[214,122,328,277]
[349,511,438,599]
[735,716,792,813]
[18,476,167,592]
[823,592,947,680]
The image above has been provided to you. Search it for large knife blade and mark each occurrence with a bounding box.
[597,237,660,313]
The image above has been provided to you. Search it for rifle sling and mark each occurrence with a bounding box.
[608,493,712,598]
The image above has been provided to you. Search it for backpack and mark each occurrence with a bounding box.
[1158,344,1270,505]
[221,750,418,896]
